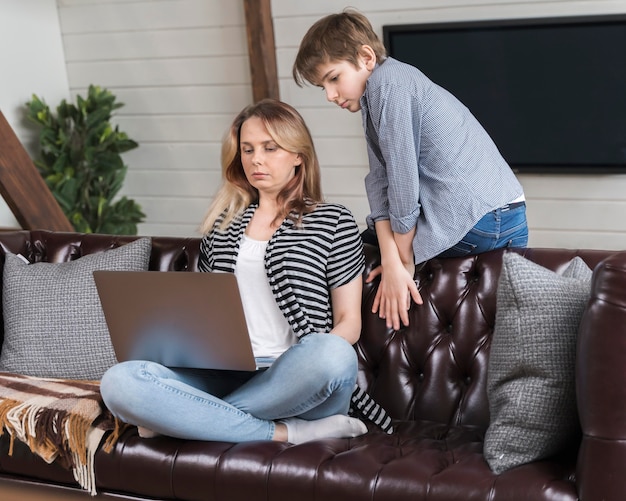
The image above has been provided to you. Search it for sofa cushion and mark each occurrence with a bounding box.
[560,256,593,281]
[0,237,151,380]
[484,252,592,473]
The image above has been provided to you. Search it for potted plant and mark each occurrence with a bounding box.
[26,85,145,235]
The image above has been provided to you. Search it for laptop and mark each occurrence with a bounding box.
[93,270,257,371]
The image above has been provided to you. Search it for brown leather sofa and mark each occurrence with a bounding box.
[0,230,624,501]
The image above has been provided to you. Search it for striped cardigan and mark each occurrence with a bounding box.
[199,202,393,433]
[199,203,364,338]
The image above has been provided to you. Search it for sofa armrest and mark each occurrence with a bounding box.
[576,251,626,501]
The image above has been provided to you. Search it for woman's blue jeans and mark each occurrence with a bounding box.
[437,203,528,258]
[100,333,358,442]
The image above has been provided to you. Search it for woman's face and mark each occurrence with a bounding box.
[239,116,302,201]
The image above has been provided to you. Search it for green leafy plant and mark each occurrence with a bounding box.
[26,85,145,235]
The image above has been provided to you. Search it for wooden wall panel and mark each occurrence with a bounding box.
[113,86,251,115]
[56,0,626,249]
[0,112,73,232]
[63,28,247,61]
[59,0,242,32]
[123,144,221,171]
[271,0,573,16]
[66,57,250,88]
[124,171,220,198]
[58,0,251,237]
[114,116,232,143]
[273,0,626,250]
[243,0,279,101]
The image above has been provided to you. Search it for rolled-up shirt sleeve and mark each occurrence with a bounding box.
[363,81,422,235]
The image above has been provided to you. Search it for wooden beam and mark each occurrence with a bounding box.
[0,111,74,232]
[243,0,280,102]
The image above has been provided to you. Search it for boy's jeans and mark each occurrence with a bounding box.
[100,333,357,442]
[437,203,528,258]
[361,203,528,258]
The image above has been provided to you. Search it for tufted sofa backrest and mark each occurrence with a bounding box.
[358,243,612,430]
[0,230,615,431]
[0,231,201,350]
[0,230,201,272]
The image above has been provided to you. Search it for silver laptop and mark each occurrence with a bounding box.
[93,270,257,371]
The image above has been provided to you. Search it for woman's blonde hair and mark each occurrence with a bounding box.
[199,99,323,234]
[293,8,387,87]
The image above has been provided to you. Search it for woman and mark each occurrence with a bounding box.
[101,99,370,444]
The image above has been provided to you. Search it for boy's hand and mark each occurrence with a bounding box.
[366,261,423,330]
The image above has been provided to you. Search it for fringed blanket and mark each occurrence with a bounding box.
[0,372,127,495]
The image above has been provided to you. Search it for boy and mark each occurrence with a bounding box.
[293,9,528,330]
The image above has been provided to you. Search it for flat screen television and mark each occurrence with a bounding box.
[383,15,626,173]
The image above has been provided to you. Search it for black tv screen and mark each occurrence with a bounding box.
[383,15,626,173]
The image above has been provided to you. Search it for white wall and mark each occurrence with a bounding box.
[274,0,626,250]
[0,0,70,229]
[7,0,625,249]
[57,0,252,237]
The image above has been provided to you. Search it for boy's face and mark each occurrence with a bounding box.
[315,56,373,113]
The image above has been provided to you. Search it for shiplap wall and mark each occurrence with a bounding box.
[58,0,252,236]
[0,0,70,229]
[275,0,626,250]
[57,0,626,249]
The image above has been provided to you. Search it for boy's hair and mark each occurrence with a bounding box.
[293,9,387,87]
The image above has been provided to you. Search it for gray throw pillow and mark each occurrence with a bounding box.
[484,252,592,474]
[0,237,151,380]
[560,256,593,281]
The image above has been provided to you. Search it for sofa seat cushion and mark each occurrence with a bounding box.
[89,423,575,501]
[0,436,77,488]
[2,422,576,500]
